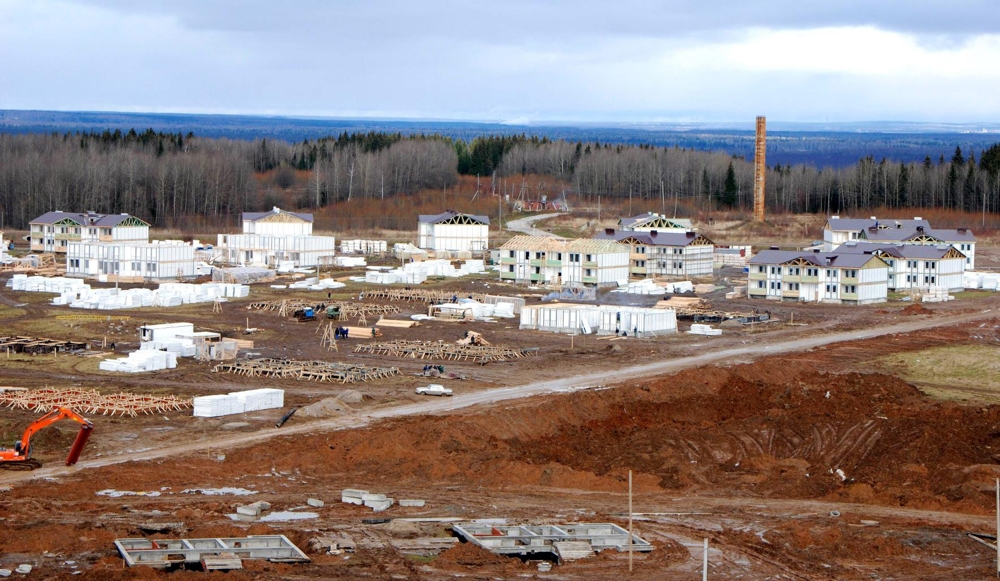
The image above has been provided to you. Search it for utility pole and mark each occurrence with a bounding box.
[753,116,767,222]
[628,470,633,573]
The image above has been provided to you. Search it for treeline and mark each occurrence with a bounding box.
[2,129,1000,230]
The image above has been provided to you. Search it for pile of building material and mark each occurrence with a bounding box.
[341,239,387,255]
[7,276,250,309]
[341,489,395,512]
[428,299,515,320]
[333,256,367,268]
[725,286,747,299]
[687,323,722,336]
[393,243,428,260]
[99,350,178,373]
[353,340,537,363]
[362,288,490,303]
[213,358,401,383]
[963,271,1000,290]
[919,286,955,303]
[0,335,87,354]
[520,304,677,337]
[286,277,346,291]
[212,266,275,284]
[612,279,695,295]
[0,387,191,416]
[714,245,753,267]
[193,388,285,417]
[364,260,485,285]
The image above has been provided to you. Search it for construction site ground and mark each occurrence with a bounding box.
[3,268,1000,578]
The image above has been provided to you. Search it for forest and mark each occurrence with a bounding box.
[1,128,999,231]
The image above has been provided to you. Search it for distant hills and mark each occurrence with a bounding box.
[2,109,999,168]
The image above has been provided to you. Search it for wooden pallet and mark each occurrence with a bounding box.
[353,340,538,363]
[213,358,400,384]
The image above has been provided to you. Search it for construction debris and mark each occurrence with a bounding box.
[341,489,395,512]
[361,288,489,303]
[451,523,652,558]
[0,388,191,417]
[354,340,538,363]
[213,358,401,383]
[687,324,722,336]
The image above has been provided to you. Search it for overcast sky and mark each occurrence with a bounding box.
[2,0,999,123]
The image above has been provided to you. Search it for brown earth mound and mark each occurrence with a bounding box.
[901,303,934,315]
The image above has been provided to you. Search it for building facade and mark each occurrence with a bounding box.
[834,242,966,291]
[66,241,197,281]
[593,228,714,278]
[498,236,629,287]
[216,207,334,267]
[748,249,888,304]
[823,216,975,268]
[417,211,490,252]
[29,211,150,253]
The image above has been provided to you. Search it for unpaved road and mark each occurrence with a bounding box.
[1,309,993,484]
[505,212,566,237]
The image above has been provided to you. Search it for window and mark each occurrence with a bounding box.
[825,284,833,293]
[787,267,800,275]
[508,265,514,272]
[770,266,777,275]
[637,246,646,254]
[757,281,765,288]
[758,266,766,273]
[524,251,530,259]
[636,260,645,267]
[535,252,543,259]
[845,269,857,278]
[907,260,916,269]
[826,269,836,278]
[585,254,593,262]
[842,285,856,294]
[508,250,515,258]
[806,268,818,276]
[569,253,580,262]
[556,253,562,260]
[131,261,141,272]
[673,261,682,269]
[776,282,782,290]
[584,268,593,276]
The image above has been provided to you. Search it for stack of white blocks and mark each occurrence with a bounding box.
[7,276,249,310]
[99,350,178,372]
[287,277,347,291]
[687,323,722,336]
[364,260,485,285]
[193,388,285,417]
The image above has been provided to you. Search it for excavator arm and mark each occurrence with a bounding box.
[1,407,93,470]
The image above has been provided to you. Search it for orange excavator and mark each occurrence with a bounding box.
[0,407,94,470]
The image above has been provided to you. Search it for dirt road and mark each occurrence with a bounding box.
[504,212,566,237]
[1,309,992,484]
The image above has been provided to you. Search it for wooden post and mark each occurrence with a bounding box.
[628,469,633,573]
[996,477,999,577]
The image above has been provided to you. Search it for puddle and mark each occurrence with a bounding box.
[181,487,256,496]
[96,489,161,498]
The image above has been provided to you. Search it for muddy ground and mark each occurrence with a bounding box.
[2,270,1000,578]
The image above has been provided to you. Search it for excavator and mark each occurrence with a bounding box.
[0,407,94,470]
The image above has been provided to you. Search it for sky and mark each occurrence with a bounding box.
[2,0,1000,124]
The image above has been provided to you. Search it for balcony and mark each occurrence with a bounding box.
[500,271,515,280]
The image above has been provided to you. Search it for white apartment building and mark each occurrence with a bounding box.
[593,228,714,278]
[834,242,966,292]
[823,216,976,269]
[216,207,335,267]
[29,211,150,253]
[242,207,314,236]
[66,240,198,281]
[748,249,888,304]
[498,235,629,287]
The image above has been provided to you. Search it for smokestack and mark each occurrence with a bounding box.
[753,116,767,222]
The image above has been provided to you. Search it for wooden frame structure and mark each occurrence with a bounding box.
[213,358,400,383]
[0,336,88,354]
[0,387,191,416]
[353,340,538,363]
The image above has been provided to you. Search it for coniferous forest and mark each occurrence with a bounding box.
[2,129,999,230]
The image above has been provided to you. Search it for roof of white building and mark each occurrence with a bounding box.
[500,235,629,253]
[749,249,886,269]
[418,210,490,225]
[826,216,930,232]
[242,207,313,223]
[30,211,149,227]
[618,212,692,229]
[834,242,965,260]
[861,226,975,243]
[593,228,713,246]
